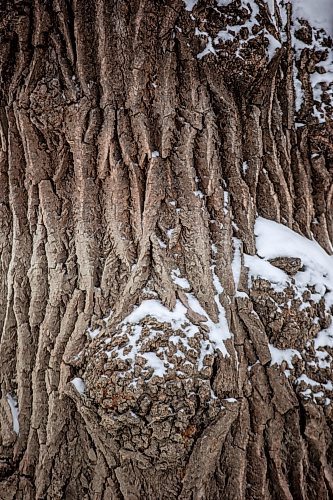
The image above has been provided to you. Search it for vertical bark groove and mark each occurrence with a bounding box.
[0,0,332,498]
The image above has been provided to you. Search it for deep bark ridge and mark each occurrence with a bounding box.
[0,0,332,498]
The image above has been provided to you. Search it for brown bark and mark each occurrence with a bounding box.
[0,0,332,498]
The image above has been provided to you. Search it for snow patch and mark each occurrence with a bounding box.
[88,327,100,339]
[242,161,249,175]
[291,0,333,122]
[292,0,333,38]
[105,263,232,379]
[157,238,167,249]
[186,283,231,358]
[166,228,175,239]
[142,352,167,377]
[254,217,333,285]
[249,217,333,398]
[232,238,242,290]
[71,377,86,395]
[171,268,190,289]
[213,0,281,62]
[103,309,113,323]
[265,32,282,61]
[123,300,192,331]
[293,63,304,112]
[197,36,217,60]
[244,254,288,290]
[6,394,19,434]
[269,345,302,369]
[314,324,333,351]
[194,190,205,199]
[183,0,198,12]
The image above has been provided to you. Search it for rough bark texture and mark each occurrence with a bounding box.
[0,0,332,498]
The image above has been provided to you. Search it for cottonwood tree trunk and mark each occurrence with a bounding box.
[0,0,333,498]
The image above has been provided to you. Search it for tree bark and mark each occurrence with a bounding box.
[0,0,332,498]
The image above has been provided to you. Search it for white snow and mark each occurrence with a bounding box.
[6,394,19,434]
[71,377,86,395]
[151,151,160,158]
[214,0,264,59]
[247,216,333,395]
[314,324,333,351]
[291,0,333,122]
[269,344,302,369]
[242,161,249,175]
[103,309,113,323]
[297,374,321,387]
[197,36,217,60]
[254,217,333,285]
[296,374,333,402]
[142,352,167,377]
[123,299,194,330]
[313,391,325,398]
[266,0,275,19]
[324,380,333,391]
[171,268,190,289]
[211,264,224,294]
[190,0,333,120]
[187,282,231,358]
[123,287,230,361]
[310,48,333,122]
[183,0,198,11]
[195,28,208,37]
[315,349,332,369]
[265,31,282,61]
[292,0,333,38]
[232,238,242,290]
[251,215,333,308]
[194,2,281,64]
[157,238,167,249]
[223,191,229,214]
[166,228,175,239]
[105,262,232,379]
[88,327,100,339]
[244,254,288,289]
[194,190,205,199]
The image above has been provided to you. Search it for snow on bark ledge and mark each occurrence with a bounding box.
[254,216,333,290]
[246,217,333,405]
[83,267,234,462]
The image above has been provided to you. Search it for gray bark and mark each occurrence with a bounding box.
[0,0,332,498]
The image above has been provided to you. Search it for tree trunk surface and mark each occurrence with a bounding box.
[0,0,333,498]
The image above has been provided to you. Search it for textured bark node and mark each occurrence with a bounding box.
[0,0,333,498]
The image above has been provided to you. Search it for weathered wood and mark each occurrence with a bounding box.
[0,1,332,498]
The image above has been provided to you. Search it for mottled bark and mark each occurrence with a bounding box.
[0,0,332,499]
